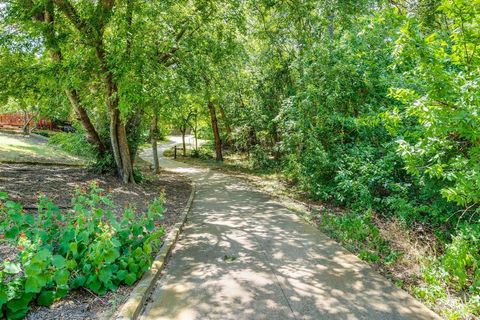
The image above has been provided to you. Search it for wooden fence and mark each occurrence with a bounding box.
[0,113,53,130]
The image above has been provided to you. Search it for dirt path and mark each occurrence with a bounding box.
[138,138,440,320]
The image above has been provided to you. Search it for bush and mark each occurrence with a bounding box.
[48,131,96,160]
[0,183,165,319]
[248,145,272,170]
[48,131,118,173]
[413,226,480,319]
[318,209,399,265]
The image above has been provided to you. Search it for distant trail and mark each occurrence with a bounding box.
[139,137,439,320]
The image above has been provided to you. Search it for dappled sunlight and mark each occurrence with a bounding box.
[140,143,439,320]
[0,132,82,164]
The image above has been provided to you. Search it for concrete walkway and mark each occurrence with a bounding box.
[139,138,439,320]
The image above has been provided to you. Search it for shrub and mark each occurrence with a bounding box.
[318,209,399,265]
[248,145,272,170]
[414,226,480,319]
[0,183,165,319]
[48,131,96,160]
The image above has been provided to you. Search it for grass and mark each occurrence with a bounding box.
[0,132,84,165]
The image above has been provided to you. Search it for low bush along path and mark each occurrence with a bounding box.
[139,138,440,320]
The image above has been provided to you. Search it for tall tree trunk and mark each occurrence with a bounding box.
[110,106,135,183]
[65,89,106,153]
[150,112,160,174]
[181,128,187,156]
[218,105,233,147]
[22,110,32,135]
[97,44,135,183]
[208,100,223,161]
[193,112,198,151]
[126,109,144,166]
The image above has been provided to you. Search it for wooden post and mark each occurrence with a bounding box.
[174,146,177,159]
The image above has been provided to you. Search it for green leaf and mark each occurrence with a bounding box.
[128,261,139,274]
[6,293,33,319]
[104,248,120,264]
[86,274,101,293]
[25,276,44,293]
[4,201,19,209]
[98,268,112,284]
[116,269,128,281]
[52,255,67,269]
[124,273,137,286]
[54,269,70,287]
[0,290,7,307]
[37,290,55,306]
[24,263,42,277]
[5,226,19,239]
[71,275,86,289]
[33,249,52,263]
[66,259,77,270]
[69,242,78,255]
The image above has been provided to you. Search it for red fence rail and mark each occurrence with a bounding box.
[0,113,53,130]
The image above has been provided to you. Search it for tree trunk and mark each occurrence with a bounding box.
[150,112,160,174]
[193,112,198,151]
[219,105,233,146]
[208,100,223,161]
[22,111,31,135]
[110,107,135,183]
[97,43,135,183]
[65,89,106,153]
[194,129,198,151]
[126,110,144,166]
[181,129,187,156]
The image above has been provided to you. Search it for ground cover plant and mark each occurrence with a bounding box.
[0,183,165,319]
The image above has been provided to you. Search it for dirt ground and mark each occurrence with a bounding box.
[0,163,192,320]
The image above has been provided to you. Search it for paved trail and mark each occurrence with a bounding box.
[139,137,439,320]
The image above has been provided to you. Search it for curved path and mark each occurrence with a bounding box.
[139,138,439,320]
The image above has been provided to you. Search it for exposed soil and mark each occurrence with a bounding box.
[0,163,192,320]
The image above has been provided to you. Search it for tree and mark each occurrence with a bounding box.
[390,0,480,210]
[2,0,219,182]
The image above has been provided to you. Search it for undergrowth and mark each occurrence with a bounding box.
[0,183,165,319]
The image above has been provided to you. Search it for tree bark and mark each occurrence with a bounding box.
[218,105,233,146]
[208,100,223,161]
[181,128,187,156]
[126,110,144,166]
[150,112,160,174]
[22,111,33,135]
[96,43,135,183]
[65,89,106,153]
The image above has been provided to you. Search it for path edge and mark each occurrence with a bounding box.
[116,181,196,320]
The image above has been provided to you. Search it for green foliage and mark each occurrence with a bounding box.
[48,131,96,160]
[318,209,400,265]
[414,226,480,319]
[389,0,480,210]
[248,145,273,170]
[48,130,116,173]
[1,0,480,316]
[0,183,165,319]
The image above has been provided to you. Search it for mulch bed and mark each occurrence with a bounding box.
[0,163,192,320]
